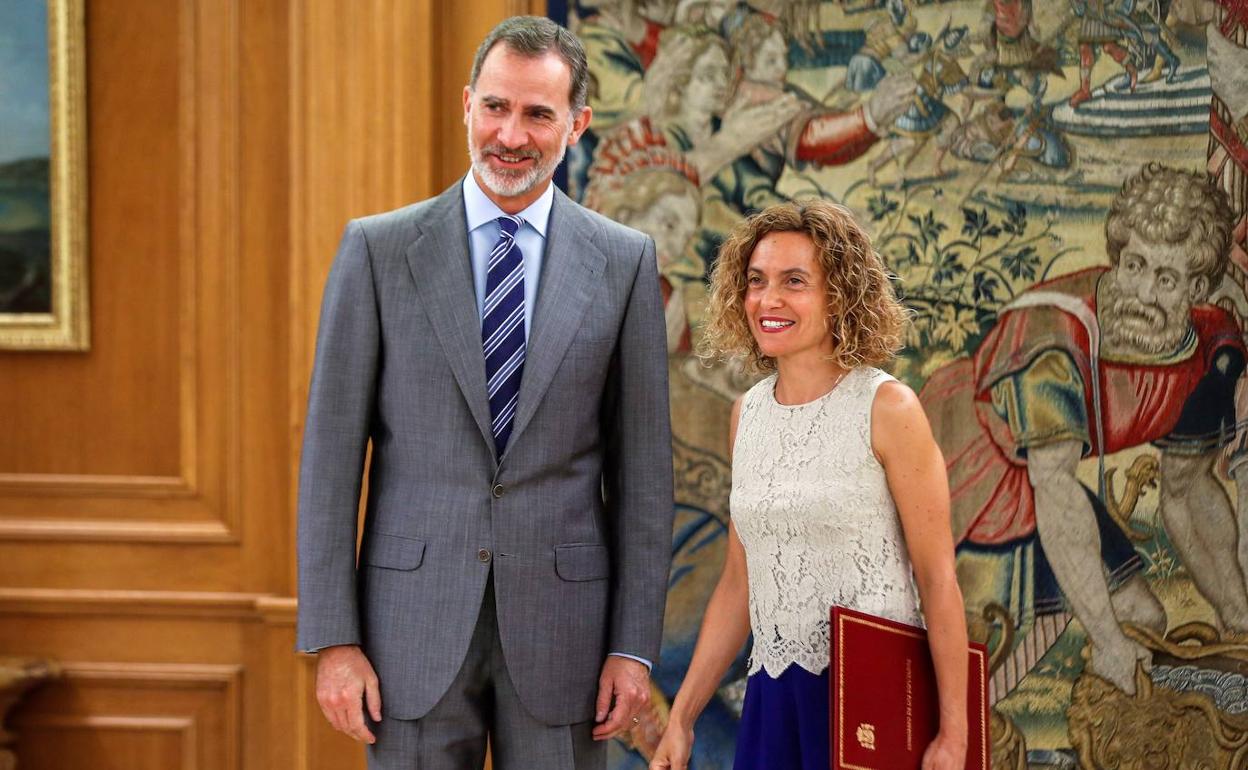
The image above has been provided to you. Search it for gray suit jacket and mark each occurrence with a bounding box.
[295,180,674,725]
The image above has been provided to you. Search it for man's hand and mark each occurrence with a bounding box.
[688,95,803,181]
[315,644,382,744]
[718,95,804,147]
[592,656,651,741]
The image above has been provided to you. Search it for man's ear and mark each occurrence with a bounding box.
[567,105,594,146]
[1190,274,1210,303]
[463,86,473,126]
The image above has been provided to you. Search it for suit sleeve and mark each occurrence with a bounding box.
[603,235,675,664]
[295,220,380,652]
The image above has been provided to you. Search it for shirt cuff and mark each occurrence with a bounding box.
[609,652,653,671]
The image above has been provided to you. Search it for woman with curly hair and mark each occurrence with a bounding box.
[649,200,969,770]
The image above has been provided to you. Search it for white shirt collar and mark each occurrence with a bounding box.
[462,171,554,238]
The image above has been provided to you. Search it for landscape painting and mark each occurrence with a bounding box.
[0,0,88,351]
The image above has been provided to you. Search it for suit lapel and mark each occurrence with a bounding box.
[504,189,607,460]
[404,185,497,460]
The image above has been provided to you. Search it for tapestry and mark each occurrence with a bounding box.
[554,1,1248,767]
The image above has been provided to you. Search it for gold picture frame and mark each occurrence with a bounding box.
[0,0,89,350]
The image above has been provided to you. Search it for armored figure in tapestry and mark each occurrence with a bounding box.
[562,0,1248,767]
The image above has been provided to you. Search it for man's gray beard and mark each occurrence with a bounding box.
[467,118,568,199]
[1101,273,1188,356]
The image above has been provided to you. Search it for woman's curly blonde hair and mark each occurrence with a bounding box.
[698,199,908,373]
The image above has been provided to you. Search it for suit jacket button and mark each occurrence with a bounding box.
[491,484,505,498]
[478,548,492,563]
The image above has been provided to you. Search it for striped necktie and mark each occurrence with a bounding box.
[482,215,526,456]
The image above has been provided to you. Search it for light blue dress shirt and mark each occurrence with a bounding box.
[462,173,552,341]
[461,173,652,673]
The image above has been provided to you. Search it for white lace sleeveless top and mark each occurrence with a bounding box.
[731,367,923,677]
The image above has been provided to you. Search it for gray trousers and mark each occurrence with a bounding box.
[366,574,608,770]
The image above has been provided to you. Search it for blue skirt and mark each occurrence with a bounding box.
[733,665,830,770]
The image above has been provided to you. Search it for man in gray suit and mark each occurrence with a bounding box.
[295,16,675,770]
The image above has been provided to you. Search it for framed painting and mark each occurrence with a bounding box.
[0,0,88,351]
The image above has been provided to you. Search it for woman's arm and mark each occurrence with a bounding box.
[650,397,753,770]
[872,381,969,770]
[665,518,752,729]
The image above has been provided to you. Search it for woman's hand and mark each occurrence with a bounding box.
[648,719,694,770]
[920,731,967,770]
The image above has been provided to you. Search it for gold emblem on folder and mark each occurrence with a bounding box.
[856,722,877,751]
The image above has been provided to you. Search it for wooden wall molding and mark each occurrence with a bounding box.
[0,473,192,497]
[0,518,233,543]
[19,714,193,729]
[254,595,299,627]
[0,0,244,545]
[19,716,199,770]
[184,0,245,542]
[53,660,244,686]
[13,662,242,770]
[0,588,298,623]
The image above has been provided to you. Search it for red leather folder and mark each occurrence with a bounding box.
[830,605,989,770]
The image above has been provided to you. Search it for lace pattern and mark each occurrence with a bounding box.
[731,367,923,677]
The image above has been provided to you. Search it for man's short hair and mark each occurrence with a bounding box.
[1105,162,1234,291]
[469,16,590,113]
